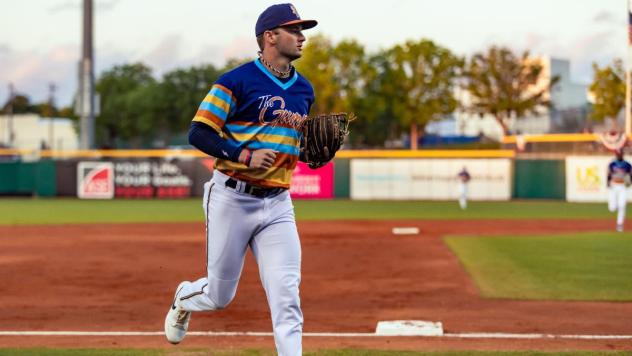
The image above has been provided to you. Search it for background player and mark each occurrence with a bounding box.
[164,4,317,355]
[607,149,632,232]
[457,166,471,210]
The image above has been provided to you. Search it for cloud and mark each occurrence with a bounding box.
[593,11,617,24]
[134,34,185,76]
[97,0,121,12]
[48,1,77,14]
[0,45,80,106]
[48,0,121,14]
[222,37,258,62]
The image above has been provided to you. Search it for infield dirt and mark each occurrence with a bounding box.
[0,219,630,351]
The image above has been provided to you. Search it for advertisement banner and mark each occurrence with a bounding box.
[565,156,632,202]
[289,161,334,199]
[350,159,511,200]
[113,160,193,198]
[77,162,115,199]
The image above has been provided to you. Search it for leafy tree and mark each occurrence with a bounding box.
[463,46,558,136]
[2,94,34,114]
[589,59,625,130]
[221,58,252,72]
[379,39,463,149]
[95,63,155,147]
[294,34,339,114]
[157,65,222,142]
[31,102,58,117]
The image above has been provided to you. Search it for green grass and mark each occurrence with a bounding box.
[445,232,632,301]
[0,198,618,225]
[0,350,627,356]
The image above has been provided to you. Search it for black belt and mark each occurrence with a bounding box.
[225,178,285,198]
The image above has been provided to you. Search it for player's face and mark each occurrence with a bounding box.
[274,25,305,61]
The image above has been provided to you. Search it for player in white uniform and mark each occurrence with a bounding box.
[164,4,317,355]
[457,167,471,210]
[607,149,632,232]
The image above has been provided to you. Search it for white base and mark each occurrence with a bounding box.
[391,227,420,235]
[375,320,443,336]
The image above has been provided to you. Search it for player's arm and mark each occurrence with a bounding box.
[188,122,276,169]
[188,121,241,162]
[607,164,612,187]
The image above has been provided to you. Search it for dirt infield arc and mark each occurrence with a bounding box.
[1,219,631,351]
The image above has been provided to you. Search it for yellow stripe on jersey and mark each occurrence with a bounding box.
[192,84,236,131]
[192,116,223,134]
[231,132,300,146]
[216,160,293,189]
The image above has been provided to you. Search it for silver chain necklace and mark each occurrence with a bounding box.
[258,52,292,78]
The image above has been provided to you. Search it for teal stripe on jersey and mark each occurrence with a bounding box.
[254,59,298,90]
[225,123,300,139]
[199,101,229,121]
[246,141,300,156]
[210,86,236,108]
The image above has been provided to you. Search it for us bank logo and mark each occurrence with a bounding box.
[575,166,600,192]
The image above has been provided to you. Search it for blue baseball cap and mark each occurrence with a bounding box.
[255,3,317,37]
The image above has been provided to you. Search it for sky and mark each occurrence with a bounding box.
[0,0,628,107]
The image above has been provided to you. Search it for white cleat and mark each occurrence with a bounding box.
[164,281,192,344]
[617,224,624,232]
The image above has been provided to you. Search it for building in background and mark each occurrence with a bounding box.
[428,57,589,142]
[0,114,79,150]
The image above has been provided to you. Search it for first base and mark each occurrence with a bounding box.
[392,227,420,235]
[375,320,443,336]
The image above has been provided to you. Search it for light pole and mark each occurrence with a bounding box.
[48,82,56,150]
[7,83,14,147]
[626,0,632,135]
[78,0,95,149]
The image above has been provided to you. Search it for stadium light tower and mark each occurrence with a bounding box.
[627,0,632,135]
[78,0,95,149]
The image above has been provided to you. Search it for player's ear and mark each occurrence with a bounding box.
[264,30,278,46]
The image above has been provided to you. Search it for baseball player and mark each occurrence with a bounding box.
[457,166,471,210]
[164,4,317,355]
[607,149,632,232]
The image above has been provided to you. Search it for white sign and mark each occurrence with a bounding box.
[350,159,511,200]
[565,156,632,202]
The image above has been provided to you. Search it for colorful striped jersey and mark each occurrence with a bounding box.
[608,159,632,184]
[192,59,315,189]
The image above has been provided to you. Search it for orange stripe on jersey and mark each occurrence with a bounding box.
[272,153,298,169]
[194,110,225,130]
[213,84,237,106]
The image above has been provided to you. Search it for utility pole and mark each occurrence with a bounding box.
[78,0,95,149]
[48,82,56,150]
[626,0,632,135]
[7,83,14,147]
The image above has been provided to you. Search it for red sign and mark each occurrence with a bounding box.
[290,161,334,199]
[77,162,115,199]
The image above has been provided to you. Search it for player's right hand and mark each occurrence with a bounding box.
[250,149,277,170]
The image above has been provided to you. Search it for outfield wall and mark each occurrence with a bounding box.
[350,158,511,200]
[2,150,616,201]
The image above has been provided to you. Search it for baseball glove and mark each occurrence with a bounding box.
[300,112,354,169]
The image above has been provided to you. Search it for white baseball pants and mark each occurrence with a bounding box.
[178,170,303,356]
[608,184,627,226]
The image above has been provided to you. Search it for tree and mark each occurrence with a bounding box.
[157,65,222,143]
[95,63,155,147]
[298,37,387,146]
[379,39,462,149]
[463,46,558,136]
[589,59,625,130]
[2,94,34,114]
[294,34,340,114]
